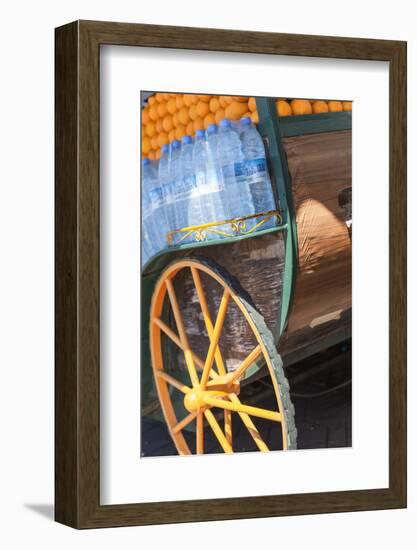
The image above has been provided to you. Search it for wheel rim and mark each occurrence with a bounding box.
[149,259,290,455]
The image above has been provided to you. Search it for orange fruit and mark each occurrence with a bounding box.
[157,132,169,148]
[155,119,163,133]
[196,101,210,118]
[248,97,257,112]
[149,104,159,122]
[312,100,328,114]
[172,112,180,127]
[242,111,251,119]
[225,101,249,120]
[168,129,176,143]
[189,104,198,121]
[154,148,162,160]
[175,95,184,110]
[148,150,156,160]
[215,108,225,125]
[231,96,247,103]
[142,107,150,125]
[142,136,151,155]
[291,99,312,115]
[198,94,211,102]
[148,95,156,106]
[157,102,167,118]
[204,113,216,129]
[155,92,164,103]
[193,117,204,131]
[162,93,171,101]
[175,125,186,141]
[183,94,193,107]
[251,111,259,124]
[209,97,220,113]
[151,135,159,150]
[162,114,173,133]
[327,100,343,112]
[219,96,231,108]
[145,121,156,138]
[178,107,190,125]
[276,100,292,117]
[167,97,177,114]
[186,121,194,136]
[343,101,353,111]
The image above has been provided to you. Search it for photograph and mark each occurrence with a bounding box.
[140,92,353,456]
[0,2,407,541]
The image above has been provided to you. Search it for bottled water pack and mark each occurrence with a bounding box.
[141,117,277,267]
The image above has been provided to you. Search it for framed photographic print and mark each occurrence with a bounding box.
[55,20,406,528]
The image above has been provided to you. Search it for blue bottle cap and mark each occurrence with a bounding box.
[220,118,232,128]
[162,144,169,153]
[196,129,206,138]
[207,123,218,134]
[182,135,193,145]
[241,117,252,125]
[142,158,150,165]
[172,140,181,149]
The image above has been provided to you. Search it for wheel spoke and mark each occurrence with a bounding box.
[204,409,233,454]
[229,394,269,452]
[172,412,197,434]
[203,396,282,423]
[190,267,227,376]
[224,410,232,447]
[228,344,263,384]
[200,289,230,389]
[153,317,219,378]
[165,278,199,387]
[196,412,204,454]
[155,370,191,394]
[153,317,183,350]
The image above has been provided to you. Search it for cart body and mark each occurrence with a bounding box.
[141,98,352,417]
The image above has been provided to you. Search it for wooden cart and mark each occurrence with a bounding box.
[141,97,352,455]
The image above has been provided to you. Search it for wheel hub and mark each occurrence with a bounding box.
[184,388,206,412]
[183,373,242,413]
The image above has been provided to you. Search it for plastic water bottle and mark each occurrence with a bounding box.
[141,186,153,267]
[172,136,194,232]
[207,124,229,221]
[240,117,276,229]
[142,157,167,253]
[193,129,227,240]
[169,140,184,229]
[142,158,162,261]
[158,143,175,230]
[179,136,199,232]
[217,118,254,222]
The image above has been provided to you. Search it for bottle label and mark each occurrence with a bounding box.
[163,183,174,205]
[222,161,245,180]
[149,187,164,209]
[244,157,267,182]
[175,175,197,202]
[195,170,224,196]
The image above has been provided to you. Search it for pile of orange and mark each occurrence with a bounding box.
[276,98,352,117]
[141,93,352,159]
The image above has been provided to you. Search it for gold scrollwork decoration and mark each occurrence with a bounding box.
[167,210,283,246]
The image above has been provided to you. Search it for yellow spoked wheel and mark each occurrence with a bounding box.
[149,257,297,455]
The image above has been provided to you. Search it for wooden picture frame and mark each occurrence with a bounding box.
[55,20,407,528]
